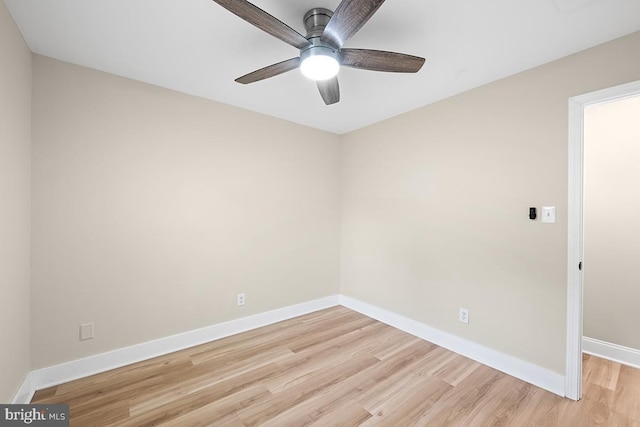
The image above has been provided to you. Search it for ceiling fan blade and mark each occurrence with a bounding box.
[341,49,425,73]
[213,0,311,50]
[235,57,301,84]
[317,77,340,105]
[321,0,386,48]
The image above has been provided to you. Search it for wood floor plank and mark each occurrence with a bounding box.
[361,374,452,426]
[258,366,374,427]
[188,309,355,366]
[503,385,563,427]
[29,308,640,426]
[307,403,373,427]
[123,362,283,426]
[285,315,377,354]
[357,340,446,411]
[71,401,130,427]
[583,353,621,391]
[31,385,57,402]
[418,364,508,425]
[613,363,640,423]
[186,306,351,364]
[427,352,481,387]
[264,323,390,394]
[476,378,535,426]
[238,354,380,426]
[157,385,272,427]
[259,332,434,426]
[128,346,294,417]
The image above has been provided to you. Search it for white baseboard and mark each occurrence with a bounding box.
[14,293,567,403]
[12,372,35,404]
[13,295,340,403]
[339,295,566,397]
[583,336,640,369]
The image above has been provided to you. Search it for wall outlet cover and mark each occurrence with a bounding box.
[79,323,94,341]
[459,308,469,324]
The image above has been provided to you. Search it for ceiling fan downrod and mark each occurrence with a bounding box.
[303,8,333,39]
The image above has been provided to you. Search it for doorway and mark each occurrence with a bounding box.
[566,79,640,400]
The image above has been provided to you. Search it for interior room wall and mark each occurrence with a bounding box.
[584,95,640,351]
[340,32,640,374]
[31,55,341,369]
[0,0,32,402]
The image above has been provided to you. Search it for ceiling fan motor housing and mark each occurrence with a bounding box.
[303,8,333,39]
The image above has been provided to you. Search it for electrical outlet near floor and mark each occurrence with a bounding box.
[459,308,469,324]
[79,322,94,341]
[237,293,245,306]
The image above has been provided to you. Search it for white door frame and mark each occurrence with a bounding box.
[566,79,640,400]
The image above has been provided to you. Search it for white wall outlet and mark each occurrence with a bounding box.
[79,322,94,341]
[237,293,245,306]
[459,308,469,324]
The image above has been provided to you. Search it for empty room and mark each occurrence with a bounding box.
[1,0,640,425]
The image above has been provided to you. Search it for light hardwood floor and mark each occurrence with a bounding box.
[32,306,640,426]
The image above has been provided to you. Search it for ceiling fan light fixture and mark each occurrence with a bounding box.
[300,55,339,80]
[300,45,339,81]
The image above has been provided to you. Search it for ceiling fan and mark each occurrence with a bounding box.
[212,0,426,105]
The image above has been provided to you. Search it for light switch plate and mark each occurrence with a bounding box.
[541,206,556,223]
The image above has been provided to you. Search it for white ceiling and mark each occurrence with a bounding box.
[4,0,640,134]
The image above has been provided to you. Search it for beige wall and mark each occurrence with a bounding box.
[340,32,640,374]
[31,56,341,368]
[584,95,640,350]
[0,1,31,402]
